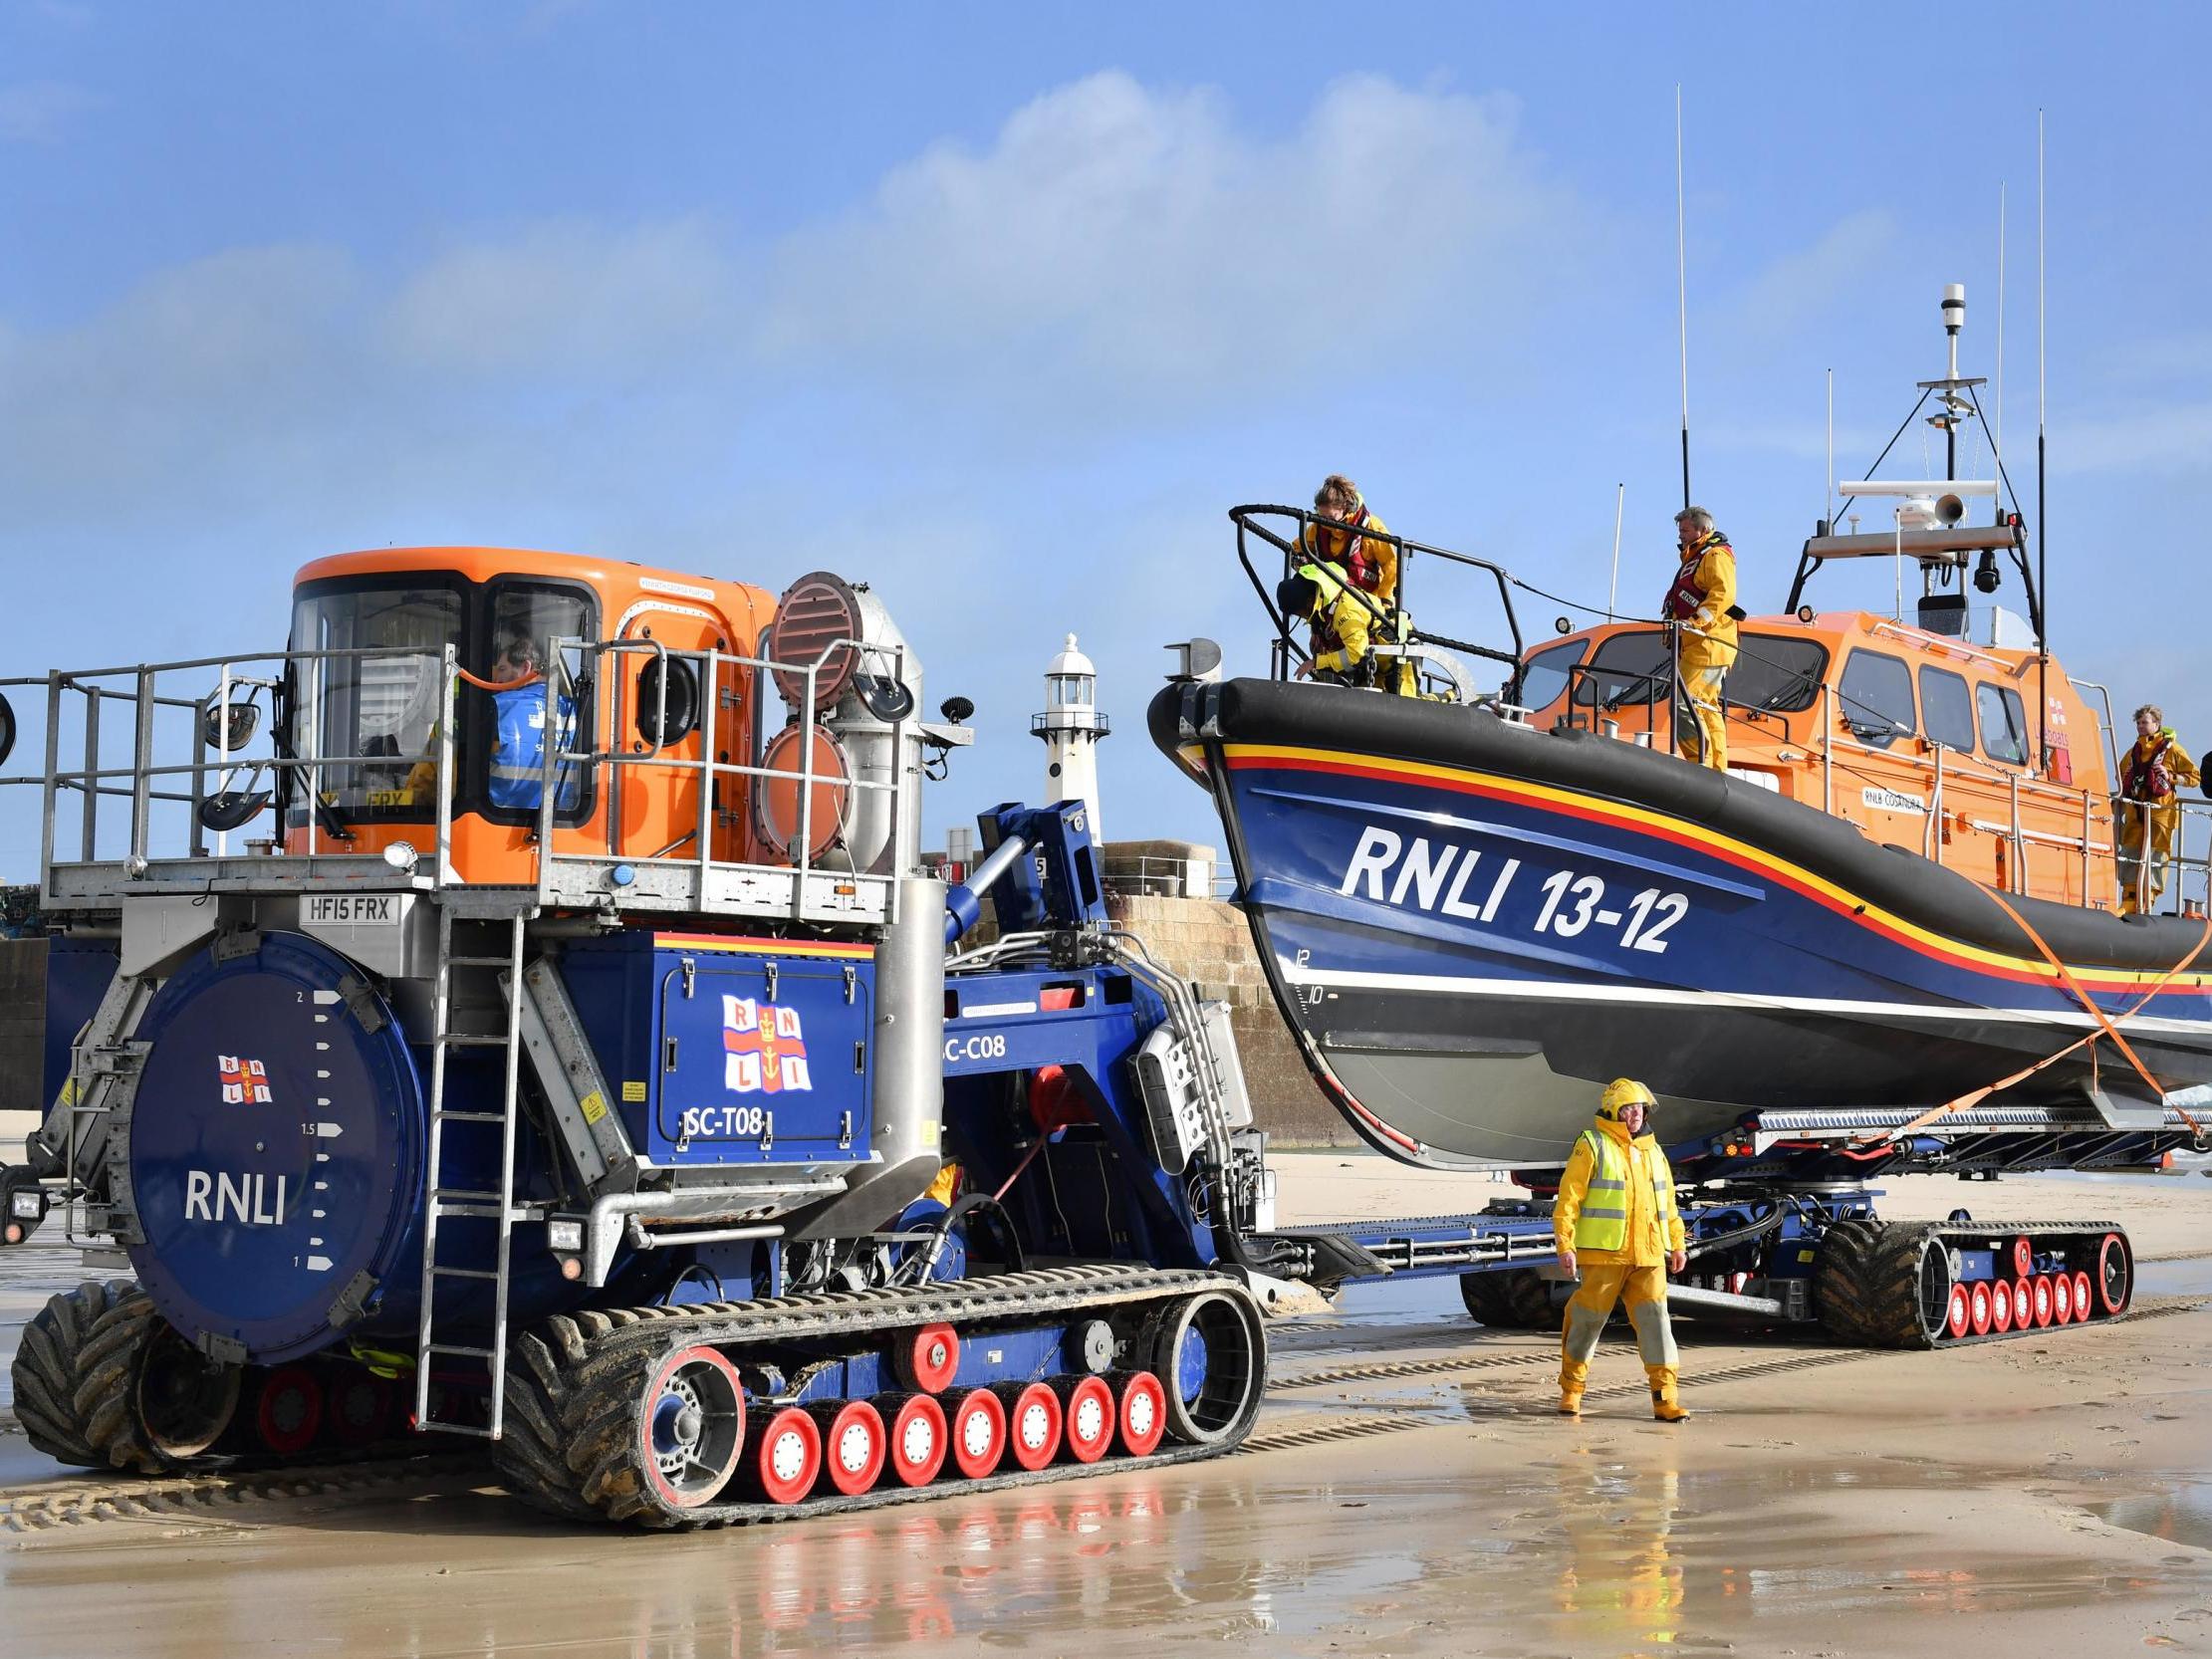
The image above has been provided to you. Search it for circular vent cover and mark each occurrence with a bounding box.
[756,723,853,861]
[767,572,863,712]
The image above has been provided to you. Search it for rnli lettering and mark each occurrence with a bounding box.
[1860,786,1927,816]
[1340,825,1692,954]
[1339,828,1519,922]
[183,1169,289,1226]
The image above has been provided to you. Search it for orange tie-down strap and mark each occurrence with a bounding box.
[1861,888,2212,1146]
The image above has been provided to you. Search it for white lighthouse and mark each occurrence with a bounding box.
[1033,633,1109,843]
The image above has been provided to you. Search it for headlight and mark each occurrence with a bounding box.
[382,839,420,872]
[10,1189,43,1219]
[548,1219,584,1254]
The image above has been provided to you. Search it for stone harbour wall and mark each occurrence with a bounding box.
[1105,892,1355,1147]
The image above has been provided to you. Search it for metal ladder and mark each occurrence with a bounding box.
[413,908,530,1439]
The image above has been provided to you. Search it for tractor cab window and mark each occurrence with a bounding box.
[477,584,595,824]
[288,583,463,825]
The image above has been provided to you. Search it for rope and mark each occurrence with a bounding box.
[1865,896,2212,1144]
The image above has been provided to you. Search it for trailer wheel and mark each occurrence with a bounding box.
[9,1280,136,1467]
[78,1291,241,1470]
[1814,1220,1949,1348]
[1457,1268,1561,1329]
[1151,1290,1265,1447]
[875,1391,948,1487]
[2096,1234,2132,1315]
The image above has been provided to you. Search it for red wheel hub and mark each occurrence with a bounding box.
[327,1373,391,1447]
[1056,1375,1115,1465]
[1968,1281,1993,1335]
[2073,1271,2095,1322]
[255,1364,324,1456]
[897,1323,960,1394]
[1945,1285,1971,1339]
[2012,1235,2034,1280]
[2014,1279,2034,1330]
[810,1398,887,1497]
[745,1405,822,1506]
[2052,1273,2075,1324]
[876,1392,948,1487]
[996,1381,1063,1472]
[2097,1234,2131,1315]
[1990,1280,2013,1334]
[948,1387,1006,1479]
[1112,1370,1167,1457]
[2031,1275,2055,1328]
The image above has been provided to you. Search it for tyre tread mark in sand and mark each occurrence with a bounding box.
[9,1280,137,1468]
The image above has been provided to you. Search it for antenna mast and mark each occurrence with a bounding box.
[1607,483,1625,621]
[2037,110,2050,770]
[1994,182,2006,524]
[1675,84,1692,512]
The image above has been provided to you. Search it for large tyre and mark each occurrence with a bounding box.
[11,1280,135,1466]
[1458,1268,1561,1329]
[75,1288,241,1471]
[1815,1220,1950,1348]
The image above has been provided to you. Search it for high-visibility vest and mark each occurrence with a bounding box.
[1571,1129,1671,1252]
[490,685,579,811]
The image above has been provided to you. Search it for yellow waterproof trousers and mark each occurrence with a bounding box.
[1560,1264,1679,1401]
[1673,663,1728,772]
[2117,801,2179,915]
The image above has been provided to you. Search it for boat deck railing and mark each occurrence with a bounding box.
[1228,504,1526,701]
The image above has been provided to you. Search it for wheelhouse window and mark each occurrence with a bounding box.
[1977,682,2030,766]
[1918,665,1977,752]
[1727,635,1829,713]
[1571,630,1671,709]
[1838,650,1916,749]
[288,583,463,825]
[1515,639,1587,710]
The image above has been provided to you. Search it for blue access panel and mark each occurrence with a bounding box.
[561,933,875,1168]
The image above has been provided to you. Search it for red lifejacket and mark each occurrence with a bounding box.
[2122,734,2177,803]
[1317,510,1378,592]
[1664,535,1727,622]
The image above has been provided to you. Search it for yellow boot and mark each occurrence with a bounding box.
[1558,1387,1583,1417]
[1648,1366,1690,1422]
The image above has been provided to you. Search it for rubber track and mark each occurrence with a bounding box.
[496,1264,1265,1529]
[1817,1219,2129,1350]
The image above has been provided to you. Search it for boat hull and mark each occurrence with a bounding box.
[1151,678,2212,1170]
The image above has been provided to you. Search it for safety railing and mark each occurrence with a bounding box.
[0,645,453,907]
[0,630,917,928]
[1228,504,1525,703]
[531,632,913,926]
[1102,852,1238,901]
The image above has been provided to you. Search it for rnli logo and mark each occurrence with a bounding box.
[217,1056,272,1105]
[722,997,812,1094]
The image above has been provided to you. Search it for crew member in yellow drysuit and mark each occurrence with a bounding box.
[1662,506,1739,772]
[2115,702,2201,915]
[1554,1078,1689,1421]
[1300,474,1397,607]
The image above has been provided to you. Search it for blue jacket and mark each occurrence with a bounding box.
[489,684,577,812]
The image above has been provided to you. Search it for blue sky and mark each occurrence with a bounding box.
[4,1,2210,874]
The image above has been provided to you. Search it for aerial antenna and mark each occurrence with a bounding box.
[1826,368,1835,533]
[1675,84,1692,512]
[2036,109,2050,769]
[1606,482,1625,621]
[1993,182,2006,524]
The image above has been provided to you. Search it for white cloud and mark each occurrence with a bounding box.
[384,218,739,378]
[0,79,101,143]
[1734,210,1896,339]
[754,72,1583,399]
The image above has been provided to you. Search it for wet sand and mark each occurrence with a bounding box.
[2,1153,2209,1657]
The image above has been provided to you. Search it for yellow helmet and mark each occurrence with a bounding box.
[1598,1078,1657,1122]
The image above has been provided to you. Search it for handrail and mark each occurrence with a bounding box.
[1227,503,1524,693]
